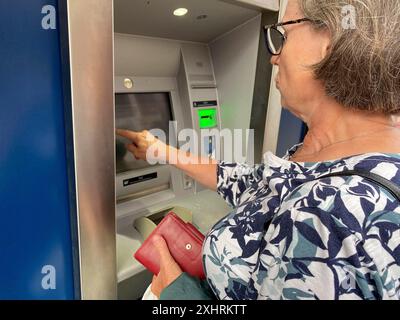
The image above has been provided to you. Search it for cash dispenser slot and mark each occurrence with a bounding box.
[134,206,195,241]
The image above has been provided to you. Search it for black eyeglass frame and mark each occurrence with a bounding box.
[264,18,313,56]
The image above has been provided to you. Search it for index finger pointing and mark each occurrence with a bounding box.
[116,129,141,144]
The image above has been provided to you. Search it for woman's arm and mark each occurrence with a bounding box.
[168,146,217,191]
[160,273,215,300]
[117,129,217,190]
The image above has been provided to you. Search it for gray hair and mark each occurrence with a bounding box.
[300,0,400,115]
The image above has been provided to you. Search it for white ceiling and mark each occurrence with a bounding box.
[114,0,262,43]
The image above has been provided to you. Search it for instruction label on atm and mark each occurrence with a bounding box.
[123,172,158,187]
[193,101,217,108]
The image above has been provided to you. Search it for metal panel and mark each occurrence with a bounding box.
[262,0,287,154]
[262,0,306,156]
[0,0,76,299]
[249,11,278,163]
[232,0,279,11]
[209,16,261,163]
[114,0,261,43]
[65,0,117,299]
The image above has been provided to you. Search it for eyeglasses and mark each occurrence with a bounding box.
[264,18,313,56]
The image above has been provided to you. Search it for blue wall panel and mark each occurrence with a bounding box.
[276,109,307,157]
[0,0,75,299]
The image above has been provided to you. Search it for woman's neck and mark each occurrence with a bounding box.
[291,104,400,162]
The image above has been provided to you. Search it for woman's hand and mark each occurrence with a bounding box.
[116,129,168,163]
[116,128,218,191]
[151,235,183,298]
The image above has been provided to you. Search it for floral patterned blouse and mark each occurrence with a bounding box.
[203,145,400,300]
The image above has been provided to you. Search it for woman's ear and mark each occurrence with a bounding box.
[320,30,332,60]
[391,114,400,128]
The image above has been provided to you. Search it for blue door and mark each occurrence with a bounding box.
[0,0,78,299]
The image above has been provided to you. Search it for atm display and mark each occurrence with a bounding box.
[115,92,173,173]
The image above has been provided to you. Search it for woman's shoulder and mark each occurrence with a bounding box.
[276,150,400,221]
[276,153,400,243]
[285,152,400,197]
[263,146,400,185]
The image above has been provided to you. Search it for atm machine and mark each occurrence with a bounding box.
[113,0,280,299]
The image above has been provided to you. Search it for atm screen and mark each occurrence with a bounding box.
[115,92,173,173]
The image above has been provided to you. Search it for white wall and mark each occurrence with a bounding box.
[209,15,261,160]
[262,0,287,154]
[234,0,279,11]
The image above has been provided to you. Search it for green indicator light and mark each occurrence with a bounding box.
[198,108,217,129]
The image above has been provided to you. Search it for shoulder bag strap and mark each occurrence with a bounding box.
[319,170,400,202]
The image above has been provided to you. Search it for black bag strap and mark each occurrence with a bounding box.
[320,170,400,202]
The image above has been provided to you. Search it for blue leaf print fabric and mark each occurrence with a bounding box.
[202,144,400,300]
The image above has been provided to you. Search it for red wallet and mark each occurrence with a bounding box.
[134,212,206,279]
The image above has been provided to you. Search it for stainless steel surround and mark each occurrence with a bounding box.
[66,0,117,299]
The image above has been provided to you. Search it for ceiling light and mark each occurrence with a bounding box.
[173,8,188,16]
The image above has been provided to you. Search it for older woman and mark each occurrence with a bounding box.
[118,0,400,300]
